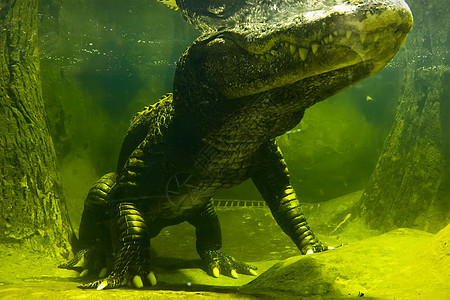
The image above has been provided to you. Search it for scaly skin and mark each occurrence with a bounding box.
[60,0,413,290]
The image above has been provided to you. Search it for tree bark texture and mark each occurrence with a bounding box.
[0,0,72,256]
[358,0,449,232]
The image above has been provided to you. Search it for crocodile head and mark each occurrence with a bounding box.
[173,0,413,133]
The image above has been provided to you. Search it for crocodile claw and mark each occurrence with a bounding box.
[302,240,335,255]
[201,250,258,279]
[79,271,157,290]
[59,249,89,270]
[59,248,112,279]
[98,267,108,278]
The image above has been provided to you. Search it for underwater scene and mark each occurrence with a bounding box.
[0,0,448,299]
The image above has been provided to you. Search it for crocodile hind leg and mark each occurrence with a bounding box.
[80,201,155,290]
[59,172,116,278]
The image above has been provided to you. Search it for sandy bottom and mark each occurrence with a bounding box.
[0,192,449,299]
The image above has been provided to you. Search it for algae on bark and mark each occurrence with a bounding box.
[0,0,72,256]
[358,0,450,232]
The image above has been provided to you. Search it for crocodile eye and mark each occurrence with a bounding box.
[180,0,241,18]
[207,4,226,16]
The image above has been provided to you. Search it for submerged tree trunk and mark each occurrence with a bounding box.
[358,0,449,233]
[0,0,72,256]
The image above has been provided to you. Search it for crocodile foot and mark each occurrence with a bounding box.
[59,249,89,271]
[59,248,113,279]
[301,240,333,255]
[200,250,258,279]
[79,270,157,290]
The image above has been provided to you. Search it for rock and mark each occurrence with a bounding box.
[240,226,450,299]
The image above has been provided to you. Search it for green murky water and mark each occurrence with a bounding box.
[0,0,448,298]
[39,0,413,226]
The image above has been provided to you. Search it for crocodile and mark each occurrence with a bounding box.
[60,0,413,290]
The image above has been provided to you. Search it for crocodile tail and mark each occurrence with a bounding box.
[76,172,116,250]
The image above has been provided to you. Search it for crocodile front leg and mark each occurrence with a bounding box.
[80,201,156,290]
[251,140,328,255]
[188,199,258,278]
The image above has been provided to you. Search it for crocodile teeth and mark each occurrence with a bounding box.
[289,44,296,55]
[311,43,319,55]
[400,35,407,46]
[360,33,367,43]
[298,48,308,61]
[346,30,352,39]
[373,33,380,42]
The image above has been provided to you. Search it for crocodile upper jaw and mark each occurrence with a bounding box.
[175,0,413,103]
